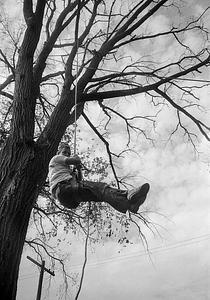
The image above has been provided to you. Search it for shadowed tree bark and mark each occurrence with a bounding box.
[0,0,209,298]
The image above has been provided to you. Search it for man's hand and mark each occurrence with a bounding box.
[65,155,81,166]
[72,154,81,165]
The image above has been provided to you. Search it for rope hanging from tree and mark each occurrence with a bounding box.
[73,0,82,183]
[72,7,89,294]
[73,0,81,156]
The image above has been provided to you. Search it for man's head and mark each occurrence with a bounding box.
[57,142,71,156]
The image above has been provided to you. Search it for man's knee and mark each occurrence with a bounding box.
[56,183,80,209]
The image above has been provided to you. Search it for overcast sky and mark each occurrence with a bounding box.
[17,139,210,300]
[0,0,209,299]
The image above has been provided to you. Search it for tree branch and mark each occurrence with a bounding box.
[81,53,210,101]
[82,111,120,187]
[0,74,14,92]
[23,0,33,24]
[155,87,210,141]
[11,0,47,141]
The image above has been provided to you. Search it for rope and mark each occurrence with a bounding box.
[74,202,91,300]
[73,54,79,156]
[73,0,81,155]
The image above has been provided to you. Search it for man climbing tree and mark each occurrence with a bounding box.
[0,0,209,299]
[49,142,150,213]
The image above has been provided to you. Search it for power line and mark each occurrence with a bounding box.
[69,233,210,269]
[19,233,210,279]
[19,273,38,281]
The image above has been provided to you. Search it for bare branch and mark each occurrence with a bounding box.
[64,0,100,88]
[82,53,210,101]
[0,74,14,92]
[0,91,13,101]
[45,0,56,40]
[33,0,82,83]
[0,50,14,75]
[155,88,210,141]
[99,100,156,146]
[82,111,120,187]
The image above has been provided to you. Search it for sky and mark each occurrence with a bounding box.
[17,139,210,300]
[0,0,210,299]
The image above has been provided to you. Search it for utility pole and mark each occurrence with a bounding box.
[27,256,55,300]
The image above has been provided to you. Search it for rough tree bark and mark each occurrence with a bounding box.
[0,1,49,298]
[0,0,90,296]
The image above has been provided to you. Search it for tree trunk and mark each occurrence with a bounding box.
[0,139,51,300]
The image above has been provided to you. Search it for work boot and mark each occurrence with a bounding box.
[128,183,150,213]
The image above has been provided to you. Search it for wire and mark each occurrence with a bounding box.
[18,233,210,284]
[19,273,38,281]
[70,233,210,269]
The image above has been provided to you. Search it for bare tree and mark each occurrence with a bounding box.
[0,0,209,298]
